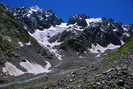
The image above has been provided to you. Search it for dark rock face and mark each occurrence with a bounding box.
[12,6,63,32]
[87,66,133,89]
[83,21,124,46]
[57,18,133,52]
[68,14,88,27]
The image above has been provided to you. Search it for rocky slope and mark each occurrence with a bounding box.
[0,3,133,89]
[0,4,52,83]
[37,37,133,89]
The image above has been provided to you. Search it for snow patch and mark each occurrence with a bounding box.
[96,54,101,57]
[25,41,31,46]
[18,41,24,47]
[2,62,24,76]
[30,6,42,13]
[122,26,129,31]
[121,40,125,45]
[20,60,51,74]
[89,43,121,53]
[57,23,68,27]
[123,32,130,37]
[113,29,118,32]
[86,18,102,26]
[2,61,52,76]
[29,23,68,60]
[27,6,42,17]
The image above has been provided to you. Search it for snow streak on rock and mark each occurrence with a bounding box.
[2,60,51,76]
[2,62,24,76]
[20,60,51,74]
[89,43,121,53]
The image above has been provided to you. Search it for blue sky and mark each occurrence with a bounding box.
[1,0,133,24]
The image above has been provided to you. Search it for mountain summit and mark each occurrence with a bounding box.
[12,6,63,31]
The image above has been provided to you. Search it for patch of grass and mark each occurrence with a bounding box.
[60,36,86,52]
[0,36,17,52]
[45,77,59,88]
[119,38,133,53]
[129,85,133,89]
[100,38,133,69]
[104,38,133,61]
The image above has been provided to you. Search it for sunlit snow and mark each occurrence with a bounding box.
[18,41,24,47]
[29,23,68,60]
[2,60,52,76]
[20,60,51,74]
[89,43,121,53]
[86,18,102,26]
[2,62,24,76]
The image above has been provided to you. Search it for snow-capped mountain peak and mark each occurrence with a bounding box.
[86,18,102,26]
[11,6,133,60]
[12,6,63,31]
[30,5,42,12]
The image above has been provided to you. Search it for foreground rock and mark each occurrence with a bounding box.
[40,59,133,89]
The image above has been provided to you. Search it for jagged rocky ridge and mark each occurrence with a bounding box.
[11,6,133,60]
[12,6,63,31]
